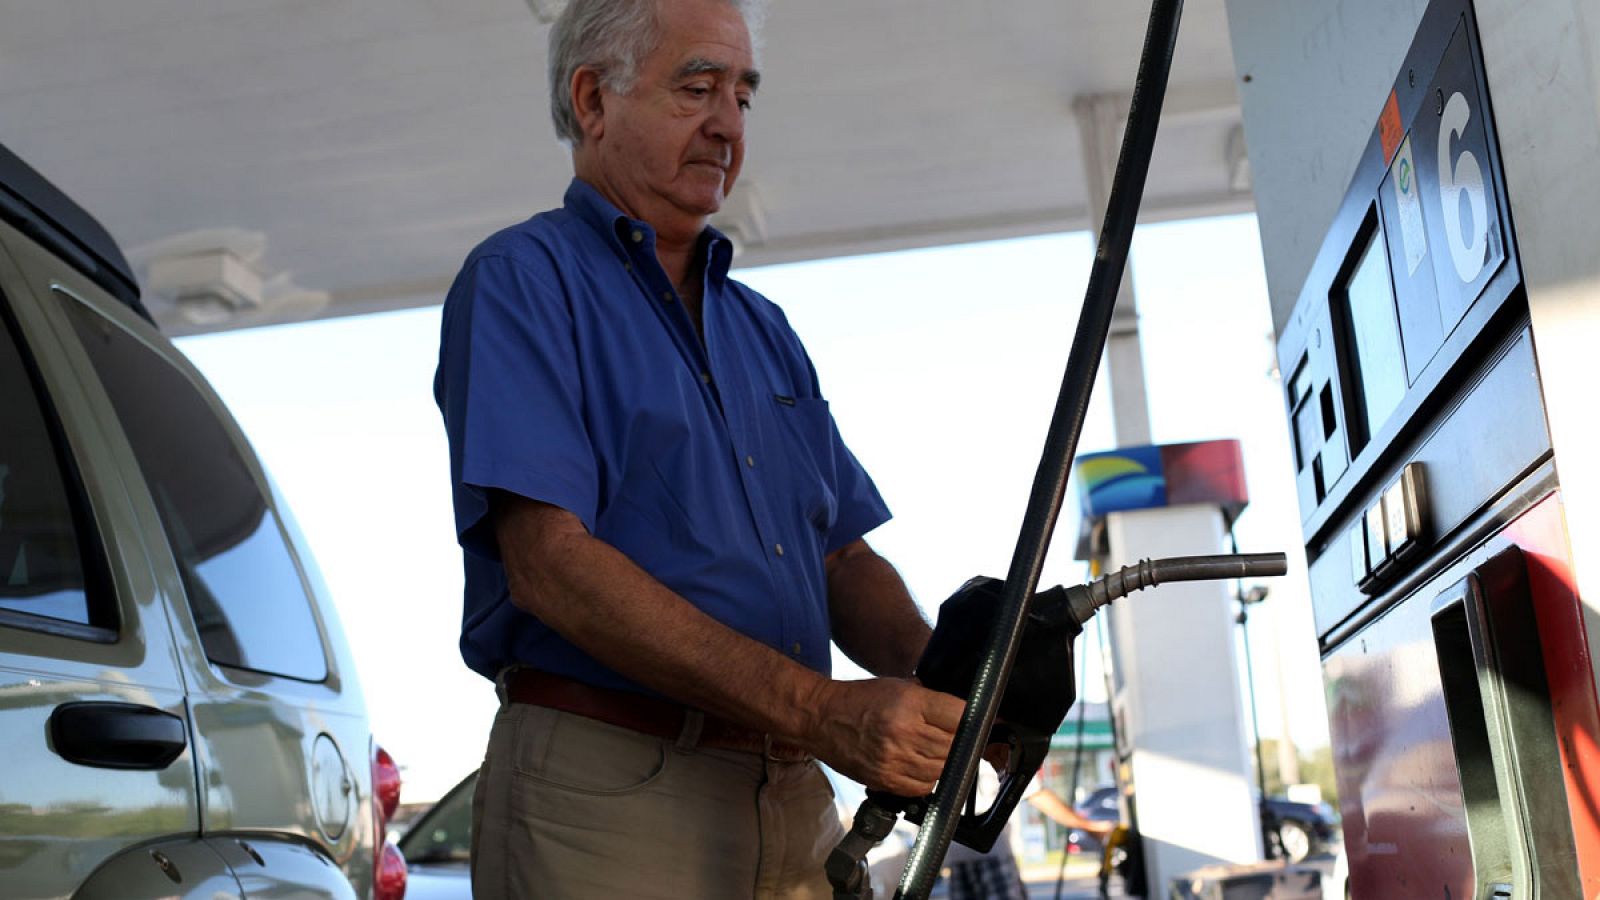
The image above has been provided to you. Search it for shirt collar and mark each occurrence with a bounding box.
[562,177,735,286]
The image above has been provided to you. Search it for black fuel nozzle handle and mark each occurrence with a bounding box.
[828,552,1289,899]
[904,554,1286,847]
[829,576,1076,897]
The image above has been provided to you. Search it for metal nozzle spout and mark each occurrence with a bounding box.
[1062,552,1289,627]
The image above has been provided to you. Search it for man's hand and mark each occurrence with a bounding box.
[801,677,966,796]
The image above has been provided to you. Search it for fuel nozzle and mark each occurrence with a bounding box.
[1034,552,1289,632]
[826,551,1289,899]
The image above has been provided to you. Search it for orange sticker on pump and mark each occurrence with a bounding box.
[1379,89,1403,165]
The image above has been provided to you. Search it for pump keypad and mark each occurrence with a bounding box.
[1356,463,1427,593]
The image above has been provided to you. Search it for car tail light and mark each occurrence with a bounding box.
[371,743,406,900]
[374,745,402,822]
[375,842,408,900]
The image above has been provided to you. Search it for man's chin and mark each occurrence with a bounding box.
[675,193,725,219]
[678,171,731,207]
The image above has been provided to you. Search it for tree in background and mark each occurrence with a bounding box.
[1257,739,1339,807]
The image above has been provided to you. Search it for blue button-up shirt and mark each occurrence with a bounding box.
[435,179,891,694]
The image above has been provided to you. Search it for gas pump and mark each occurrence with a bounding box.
[1243,0,1600,894]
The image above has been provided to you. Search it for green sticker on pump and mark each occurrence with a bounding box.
[1391,135,1428,277]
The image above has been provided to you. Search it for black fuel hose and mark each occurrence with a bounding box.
[893,1,1187,897]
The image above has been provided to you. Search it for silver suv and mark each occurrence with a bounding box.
[0,143,405,899]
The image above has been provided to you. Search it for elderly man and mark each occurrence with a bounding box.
[434,0,965,896]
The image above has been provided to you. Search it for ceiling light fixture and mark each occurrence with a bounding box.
[145,246,264,325]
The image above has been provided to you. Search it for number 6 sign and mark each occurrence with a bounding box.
[1438,90,1489,284]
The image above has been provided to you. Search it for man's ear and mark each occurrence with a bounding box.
[571,66,606,143]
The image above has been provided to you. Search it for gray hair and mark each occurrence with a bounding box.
[548,0,766,146]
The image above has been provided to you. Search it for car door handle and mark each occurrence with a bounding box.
[49,701,188,770]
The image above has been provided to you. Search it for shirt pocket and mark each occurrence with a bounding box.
[767,395,839,537]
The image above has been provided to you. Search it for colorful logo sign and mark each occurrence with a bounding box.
[1074,440,1248,522]
[1075,446,1167,518]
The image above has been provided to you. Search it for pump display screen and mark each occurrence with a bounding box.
[1341,227,1408,442]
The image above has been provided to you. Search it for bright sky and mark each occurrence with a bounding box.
[178,214,1331,803]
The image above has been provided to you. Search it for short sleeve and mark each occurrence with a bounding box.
[435,253,599,559]
[821,413,892,554]
[790,347,890,554]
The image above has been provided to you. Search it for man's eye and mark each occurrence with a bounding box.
[684,85,711,97]
[737,96,752,112]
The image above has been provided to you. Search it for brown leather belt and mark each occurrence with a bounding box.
[503,668,811,763]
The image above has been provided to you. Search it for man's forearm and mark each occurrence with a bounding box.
[826,540,933,678]
[495,496,966,796]
[495,495,829,740]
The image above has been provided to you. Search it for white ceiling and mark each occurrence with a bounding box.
[0,0,1251,334]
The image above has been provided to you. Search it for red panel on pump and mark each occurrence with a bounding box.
[1325,598,1474,898]
[1507,494,1600,897]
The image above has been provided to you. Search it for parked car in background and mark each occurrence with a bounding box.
[397,773,474,900]
[1261,796,1340,863]
[1062,784,1122,856]
[0,142,405,899]
[1067,786,1337,864]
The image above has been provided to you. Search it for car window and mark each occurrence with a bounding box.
[58,294,328,681]
[0,291,107,632]
[399,774,474,864]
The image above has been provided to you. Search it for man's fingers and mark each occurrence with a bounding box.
[887,755,942,795]
[879,774,934,797]
[919,691,966,731]
[809,677,985,797]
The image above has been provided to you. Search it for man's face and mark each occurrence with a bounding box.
[590,0,758,235]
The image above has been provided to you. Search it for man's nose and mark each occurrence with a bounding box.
[704,89,745,144]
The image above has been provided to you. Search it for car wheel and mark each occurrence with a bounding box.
[1276,820,1312,863]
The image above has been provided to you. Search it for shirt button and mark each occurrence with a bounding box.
[700,372,712,385]
[662,291,674,303]
[746,455,756,468]
[791,642,802,656]
[631,230,644,243]
[774,543,785,557]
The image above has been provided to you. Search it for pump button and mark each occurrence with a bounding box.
[1383,464,1426,559]
[1365,503,1388,574]
[1355,464,1427,594]
[1350,521,1370,587]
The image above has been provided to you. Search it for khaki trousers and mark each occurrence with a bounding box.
[470,701,845,899]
